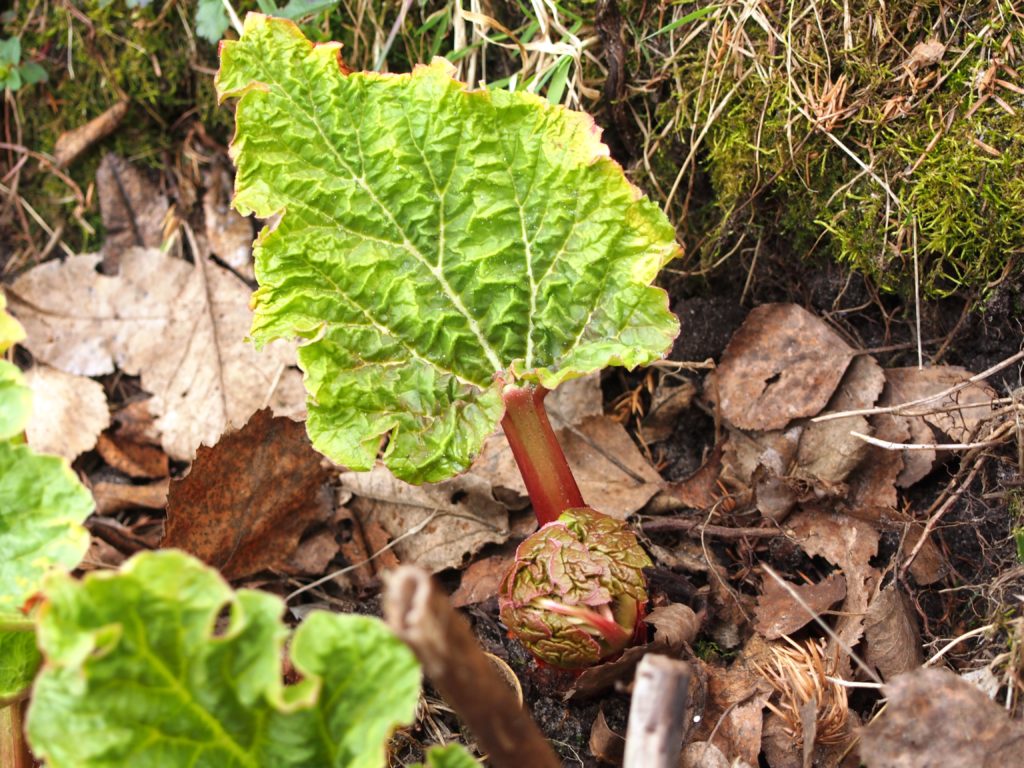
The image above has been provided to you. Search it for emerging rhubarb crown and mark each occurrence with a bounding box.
[498,507,652,668]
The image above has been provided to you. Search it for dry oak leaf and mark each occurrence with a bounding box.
[341,467,509,574]
[23,365,110,462]
[709,303,854,431]
[861,667,1024,768]
[163,409,332,580]
[754,572,847,640]
[9,248,301,461]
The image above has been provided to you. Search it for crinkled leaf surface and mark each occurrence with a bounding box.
[217,14,680,482]
[27,550,421,768]
[0,630,40,701]
[0,441,92,620]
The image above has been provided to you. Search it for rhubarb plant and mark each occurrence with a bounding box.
[219,15,680,667]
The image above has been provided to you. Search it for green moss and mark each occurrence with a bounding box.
[629,0,1024,302]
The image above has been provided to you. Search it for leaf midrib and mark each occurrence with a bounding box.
[263,66,505,376]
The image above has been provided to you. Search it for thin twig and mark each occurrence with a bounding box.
[813,349,1024,424]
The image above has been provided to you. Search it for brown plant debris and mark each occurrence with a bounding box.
[860,667,1024,767]
[754,573,847,641]
[863,584,923,681]
[163,409,332,580]
[708,304,854,431]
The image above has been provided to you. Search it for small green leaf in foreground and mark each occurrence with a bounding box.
[217,14,680,482]
[27,550,421,768]
[0,441,92,619]
[415,744,482,768]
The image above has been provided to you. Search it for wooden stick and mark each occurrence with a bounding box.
[623,654,692,768]
[383,566,559,768]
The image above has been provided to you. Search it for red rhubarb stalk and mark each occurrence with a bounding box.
[500,383,584,525]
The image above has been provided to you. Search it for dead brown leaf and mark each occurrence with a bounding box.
[846,411,908,511]
[282,529,340,576]
[588,707,625,765]
[668,444,725,509]
[860,667,1024,767]
[886,366,997,443]
[904,39,946,72]
[96,154,170,271]
[863,584,922,680]
[640,378,697,443]
[95,432,169,479]
[91,478,169,515]
[755,573,847,640]
[23,365,109,462]
[9,248,301,460]
[646,603,702,648]
[690,648,772,767]
[341,468,509,573]
[786,509,880,676]
[163,409,332,580]
[451,541,517,607]
[797,354,886,485]
[709,304,854,431]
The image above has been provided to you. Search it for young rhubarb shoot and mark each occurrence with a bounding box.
[218,14,680,668]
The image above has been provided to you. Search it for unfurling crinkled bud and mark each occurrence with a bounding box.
[498,507,652,669]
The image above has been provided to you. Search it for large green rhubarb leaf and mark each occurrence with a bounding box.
[27,550,421,768]
[217,14,680,482]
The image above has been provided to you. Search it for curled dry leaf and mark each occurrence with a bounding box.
[861,667,1024,767]
[9,248,302,460]
[709,304,854,431]
[786,509,880,677]
[23,365,110,462]
[163,409,332,580]
[341,467,509,574]
[754,572,847,640]
[95,432,169,479]
[863,584,922,680]
[91,479,169,516]
[797,354,886,485]
[588,707,625,765]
